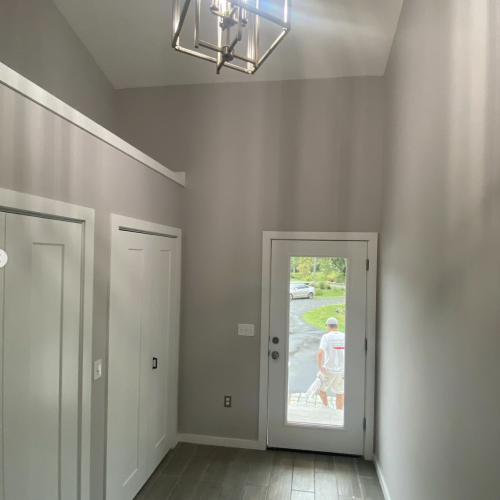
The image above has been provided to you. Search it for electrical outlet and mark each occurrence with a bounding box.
[224,396,232,408]
[238,324,254,337]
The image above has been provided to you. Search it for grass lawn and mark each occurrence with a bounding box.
[314,286,345,299]
[302,304,346,332]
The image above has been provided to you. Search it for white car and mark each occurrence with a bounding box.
[289,283,315,300]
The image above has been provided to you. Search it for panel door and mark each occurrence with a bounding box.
[106,230,152,500]
[147,236,177,474]
[106,228,177,500]
[0,212,83,500]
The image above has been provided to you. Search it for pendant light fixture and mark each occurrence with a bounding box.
[172,0,292,74]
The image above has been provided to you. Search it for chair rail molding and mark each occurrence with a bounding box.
[0,62,185,187]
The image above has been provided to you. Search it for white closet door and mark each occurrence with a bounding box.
[147,237,176,474]
[107,230,152,500]
[107,227,178,500]
[1,212,83,500]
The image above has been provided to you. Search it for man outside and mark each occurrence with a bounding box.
[317,317,345,409]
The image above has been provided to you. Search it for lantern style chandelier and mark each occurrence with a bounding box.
[172,0,292,74]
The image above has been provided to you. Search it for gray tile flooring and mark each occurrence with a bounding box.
[134,443,385,500]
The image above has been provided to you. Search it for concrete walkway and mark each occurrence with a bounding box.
[288,297,345,393]
[288,393,344,426]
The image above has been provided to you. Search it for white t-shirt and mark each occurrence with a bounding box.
[319,331,345,373]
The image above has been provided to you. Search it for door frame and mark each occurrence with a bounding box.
[0,187,95,500]
[105,214,182,495]
[259,232,378,459]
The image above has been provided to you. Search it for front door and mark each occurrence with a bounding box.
[267,239,368,455]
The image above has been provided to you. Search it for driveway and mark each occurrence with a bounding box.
[288,296,345,393]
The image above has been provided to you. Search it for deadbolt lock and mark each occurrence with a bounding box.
[272,337,279,344]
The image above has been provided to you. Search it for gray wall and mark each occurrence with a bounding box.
[377,1,500,498]
[116,78,384,440]
[0,5,166,498]
[3,0,500,496]
[0,0,116,131]
[0,83,183,500]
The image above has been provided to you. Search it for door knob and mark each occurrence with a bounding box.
[272,337,279,344]
[271,351,279,360]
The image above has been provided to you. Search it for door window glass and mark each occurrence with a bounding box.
[287,257,347,428]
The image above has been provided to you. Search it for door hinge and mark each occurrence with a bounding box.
[365,338,368,352]
[366,259,370,271]
[363,417,366,431]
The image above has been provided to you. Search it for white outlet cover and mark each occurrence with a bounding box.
[238,324,255,337]
[93,359,102,380]
[0,249,8,268]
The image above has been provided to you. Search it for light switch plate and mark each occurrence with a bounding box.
[93,359,102,380]
[238,324,254,337]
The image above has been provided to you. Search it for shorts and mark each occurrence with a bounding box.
[319,371,344,394]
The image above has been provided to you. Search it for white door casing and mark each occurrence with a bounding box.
[106,215,181,500]
[260,232,378,459]
[0,187,95,500]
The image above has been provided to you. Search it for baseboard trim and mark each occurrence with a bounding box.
[177,433,265,450]
[374,455,391,500]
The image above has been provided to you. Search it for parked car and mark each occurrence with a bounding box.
[289,283,315,300]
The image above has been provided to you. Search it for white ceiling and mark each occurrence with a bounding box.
[52,0,404,89]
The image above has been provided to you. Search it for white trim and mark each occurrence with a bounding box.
[0,187,95,500]
[374,455,391,500]
[0,62,185,187]
[258,232,272,450]
[111,214,182,240]
[364,234,378,460]
[259,231,378,458]
[177,434,265,450]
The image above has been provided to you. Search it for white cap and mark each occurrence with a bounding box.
[325,317,338,326]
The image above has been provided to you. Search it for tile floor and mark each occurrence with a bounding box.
[134,442,385,500]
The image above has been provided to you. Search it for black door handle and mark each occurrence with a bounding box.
[152,357,158,369]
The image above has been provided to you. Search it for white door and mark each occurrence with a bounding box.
[267,240,368,455]
[147,240,175,469]
[0,212,83,500]
[106,226,178,500]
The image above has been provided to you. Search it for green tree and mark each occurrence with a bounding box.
[297,257,314,278]
[329,257,346,282]
[290,256,346,282]
[290,257,300,274]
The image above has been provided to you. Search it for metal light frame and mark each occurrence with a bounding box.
[172,0,292,74]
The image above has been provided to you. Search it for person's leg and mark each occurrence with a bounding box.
[336,393,344,410]
[331,374,344,409]
[319,389,329,406]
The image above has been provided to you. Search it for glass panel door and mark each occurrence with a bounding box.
[288,257,347,428]
[267,240,367,455]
